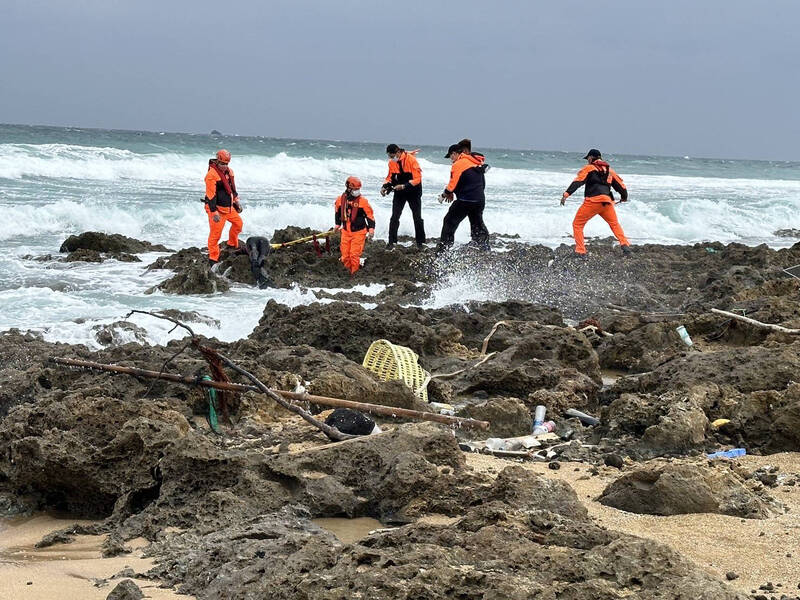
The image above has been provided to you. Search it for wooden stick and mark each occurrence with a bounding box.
[710,308,800,334]
[211,350,355,442]
[51,357,490,430]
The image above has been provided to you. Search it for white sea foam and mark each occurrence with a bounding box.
[2,136,799,347]
[3,143,798,248]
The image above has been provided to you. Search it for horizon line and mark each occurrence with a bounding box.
[2,121,798,165]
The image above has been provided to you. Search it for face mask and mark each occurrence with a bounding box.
[349,189,361,197]
[392,156,401,162]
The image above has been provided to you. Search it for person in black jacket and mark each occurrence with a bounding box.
[438,140,490,251]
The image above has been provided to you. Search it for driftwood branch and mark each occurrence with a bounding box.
[123,310,346,439]
[126,310,197,399]
[710,308,800,335]
[51,357,490,431]
[212,351,355,441]
[126,309,197,337]
[419,321,504,396]
[423,352,497,390]
[480,321,508,355]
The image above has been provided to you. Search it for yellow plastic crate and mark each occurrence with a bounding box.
[362,339,429,402]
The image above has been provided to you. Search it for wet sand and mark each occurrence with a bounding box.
[467,452,800,595]
[0,514,193,600]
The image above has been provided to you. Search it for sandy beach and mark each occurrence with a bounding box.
[0,515,192,599]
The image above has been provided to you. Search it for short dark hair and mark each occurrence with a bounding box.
[386,143,400,154]
[457,138,472,153]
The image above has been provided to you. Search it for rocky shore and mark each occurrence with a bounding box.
[2,228,800,599]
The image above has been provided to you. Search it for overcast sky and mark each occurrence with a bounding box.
[2,0,799,160]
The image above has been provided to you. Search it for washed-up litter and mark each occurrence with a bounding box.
[460,431,565,460]
[324,408,382,436]
[564,408,600,426]
[486,435,542,451]
[428,402,455,415]
[458,443,540,460]
[675,324,694,347]
[706,448,746,459]
[710,418,731,429]
[533,405,547,429]
[362,339,429,401]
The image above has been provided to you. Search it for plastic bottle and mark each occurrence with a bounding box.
[533,421,556,436]
[675,325,694,347]
[533,405,546,429]
[706,448,746,459]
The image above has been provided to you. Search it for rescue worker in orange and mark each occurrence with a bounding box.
[335,176,375,275]
[438,140,490,251]
[561,149,631,256]
[204,149,243,265]
[381,144,425,248]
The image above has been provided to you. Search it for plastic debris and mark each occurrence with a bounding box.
[676,325,694,347]
[706,448,746,459]
[533,405,546,429]
[564,408,600,426]
[428,402,455,416]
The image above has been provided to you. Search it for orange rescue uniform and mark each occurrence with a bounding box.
[335,193,375,274]
[563,161,630,255]
[204,162,242,261]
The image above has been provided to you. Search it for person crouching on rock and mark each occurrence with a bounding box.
[204,149,243,266]
[335,176,375,275]
[244,236,272,288]
[560,149,631,257]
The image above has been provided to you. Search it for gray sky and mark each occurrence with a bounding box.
[2,0,799,160]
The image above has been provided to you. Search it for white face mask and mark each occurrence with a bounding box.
[392,156,401,162]
[349,189,361,197]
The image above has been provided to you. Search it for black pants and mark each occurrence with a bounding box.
[388,188,426,246]
[245,236,272,288]
[438,199,489,250]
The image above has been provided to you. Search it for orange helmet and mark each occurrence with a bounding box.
[345,176,362,190]
[216,149,231,163]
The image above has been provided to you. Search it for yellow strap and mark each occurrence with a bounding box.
[270,228,336,249]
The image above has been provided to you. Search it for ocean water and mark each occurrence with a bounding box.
[1,124,798,347]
